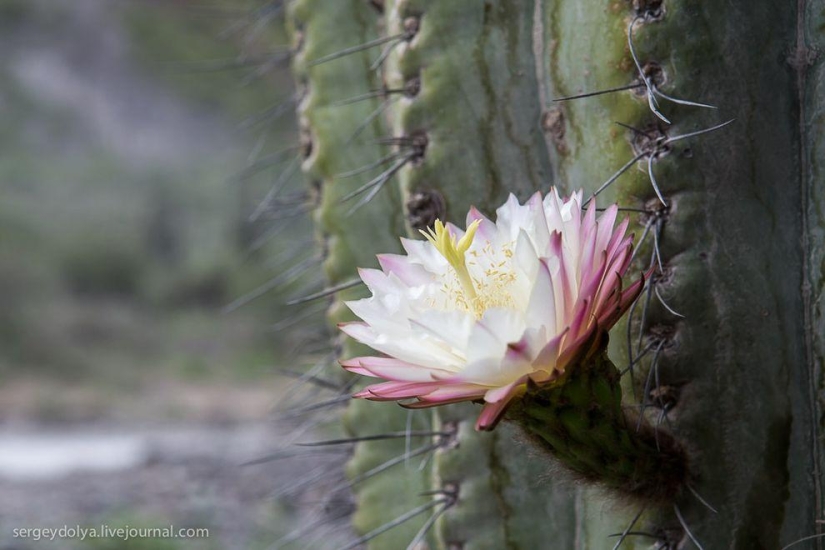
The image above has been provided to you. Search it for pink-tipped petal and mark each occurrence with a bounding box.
[364,380,443,400]
[595,205,619,252]
[525,258,558,332]
[484,376,527,403]
[342,356,455,382]
[604,217,630,259]
[357,267,386,290]
[445,222,465,239]
[401,396,481,409]
[467,206,496,241]
[377,254,433,285]
[532,328,569,372]
[416,385,488,403]
[476,381,525,431]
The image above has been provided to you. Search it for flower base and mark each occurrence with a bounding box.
[507,350,690,505]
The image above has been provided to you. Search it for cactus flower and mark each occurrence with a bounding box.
[340,189,644,430]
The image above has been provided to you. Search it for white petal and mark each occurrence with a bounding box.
[377,254,433,286]
[341,323,463,370]
[466,207,497,242]
[401,237,448,274]
[525,257,557,334]
[458,309,530,386]
[410,309,474,355]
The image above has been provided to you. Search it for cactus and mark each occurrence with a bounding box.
[273,1,824,548]
[286,2,433,547]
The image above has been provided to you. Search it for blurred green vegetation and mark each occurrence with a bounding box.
[0,3,327,549]
[0,0,314,402]
[124,1,293,120]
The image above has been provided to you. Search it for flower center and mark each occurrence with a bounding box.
[421,219,481,302]
[422,220,516,319]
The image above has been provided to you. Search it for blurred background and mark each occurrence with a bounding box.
[0,1,335,548]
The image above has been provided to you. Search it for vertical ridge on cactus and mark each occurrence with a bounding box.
[286,0,432,546]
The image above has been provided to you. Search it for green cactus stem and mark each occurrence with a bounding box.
[539,2,824,547]
[508,339,690,506]
[286,0,431,546]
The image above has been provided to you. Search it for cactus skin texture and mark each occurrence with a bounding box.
[285,0,825,548]
[539,2,824,547]
[287,1,430,546]
[511,346,690,506]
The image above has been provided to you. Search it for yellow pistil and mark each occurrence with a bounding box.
[421,219,481,302]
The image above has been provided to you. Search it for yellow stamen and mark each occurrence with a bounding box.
[421,219,481,301]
